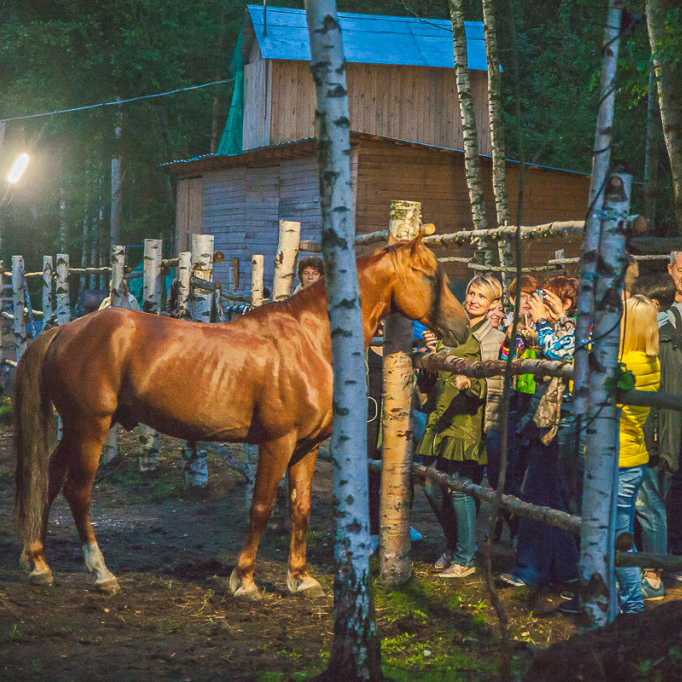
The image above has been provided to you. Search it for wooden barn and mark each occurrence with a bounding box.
[167,5,590,294]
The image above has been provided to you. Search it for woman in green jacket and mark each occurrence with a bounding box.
[418,276,500,578]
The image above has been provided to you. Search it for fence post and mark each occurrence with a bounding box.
[273,220,301,301]
[380,200,420,585]
[101,245,126,465]
[42,256,54,331]
[138,239,162,473]
[55,253,70,325]
[12,256,27,363]
[190,233,214,323]
[176,251,191,319]
[244,254,265,504]
[183,234,214,487]
[579,174,632,630]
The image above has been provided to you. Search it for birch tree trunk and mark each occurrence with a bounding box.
[272,220,301,301]
[176,251,191,319]
[646,0,682,233]
[305,2,381,678]
[101,245,126,465]
[481,0,512,283]
[42,256,54,331]
[573,0,624,422]
[58,188,68,255]
[55,254,71,326]
[380,200,420,586]
[110,105,122,246]
[138,239,162,473]
[579,173,632,630]
[449,0,493,266]
[644,64,662,226]
[12,256,26,363]
[244,254,265,505]
[79,170,91,296]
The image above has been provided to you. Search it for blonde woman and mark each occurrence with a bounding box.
[616,295,660,615]
[418,274,502,577]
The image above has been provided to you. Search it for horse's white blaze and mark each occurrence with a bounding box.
[83,542,116,584]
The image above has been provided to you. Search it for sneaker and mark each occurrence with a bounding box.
[410,527,423,543]
[558,597,579,615]
[438,563,476,579]
[642,574,665,601]
[498,573,527,588]
[434,549,455,570]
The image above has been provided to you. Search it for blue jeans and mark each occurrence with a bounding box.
[511,437,578,587]
[423,459,481,566]
[616,465,646,614]
[636,464,670,557]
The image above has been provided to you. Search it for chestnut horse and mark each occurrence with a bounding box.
[15,235,468,598]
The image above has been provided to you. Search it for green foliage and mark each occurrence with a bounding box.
[0,0,676,273]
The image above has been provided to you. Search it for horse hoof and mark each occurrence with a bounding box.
[28,569,53,586]
[286,571,325,598]
[96,579,121,596]
[229,567,261,600]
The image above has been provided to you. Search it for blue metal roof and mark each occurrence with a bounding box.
[246,5,488,71]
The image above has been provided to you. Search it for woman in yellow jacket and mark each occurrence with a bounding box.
[617,295,661,615]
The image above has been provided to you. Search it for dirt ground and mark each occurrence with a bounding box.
[1,421,681,681]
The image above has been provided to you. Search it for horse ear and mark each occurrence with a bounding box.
[388,232,399,245]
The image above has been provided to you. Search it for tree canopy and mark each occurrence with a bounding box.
[0,0,678,269]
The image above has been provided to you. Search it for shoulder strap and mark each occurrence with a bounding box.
[671,305,682,333]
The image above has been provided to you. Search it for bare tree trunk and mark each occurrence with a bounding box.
[110,104,122,247]
[41,256,54,331]
[647,0,682,233]
[79,168,91,296]
[305,1,382,678]
[579,174,632,630]
[58,187,68,255]
[380,200,420,586]
[644,63,662,227]
[573,0,625,423]
[11,256,26,363]
[482,0,512,283]
[272,220,301,301]
[449,0,493,266]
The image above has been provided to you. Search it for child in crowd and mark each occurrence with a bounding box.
[615,295,660,615]
[417,275,499,578]
[500,275,580,589]
[632,275,682,599]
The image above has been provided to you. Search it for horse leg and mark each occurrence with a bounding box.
[285,446,324,598]
[230,434,295,598]
[61,423,119,594]
[20,441,70,585]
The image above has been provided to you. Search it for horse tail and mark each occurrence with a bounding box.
[14,327,60,545]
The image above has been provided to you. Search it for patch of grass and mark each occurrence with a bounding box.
[0,396,12,425]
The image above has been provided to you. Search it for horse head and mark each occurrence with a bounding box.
[388,233,470,346]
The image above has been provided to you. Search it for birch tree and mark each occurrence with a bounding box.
[304,2,381,678]
[449,0,493,266]
[481,0,512,280]
[646,0,682,233]
[579,174,632,630]
[573,0,625,423]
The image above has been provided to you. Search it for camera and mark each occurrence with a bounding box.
[535,289,547,300]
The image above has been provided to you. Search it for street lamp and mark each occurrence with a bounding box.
[7,153,29,184]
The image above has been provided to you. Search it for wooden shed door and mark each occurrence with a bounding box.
[175,177,203,252]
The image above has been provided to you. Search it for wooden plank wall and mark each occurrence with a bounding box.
[354,139,590,285]
[243,58,271,150]
[175,177,203,252]
[258,60,492,153]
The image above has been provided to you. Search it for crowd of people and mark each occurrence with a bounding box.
[363,250,682,617]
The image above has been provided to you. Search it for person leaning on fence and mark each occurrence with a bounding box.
[613,296,661,615]
[499,275,580,591]
[632,274,682,599]
[416,276,496,579]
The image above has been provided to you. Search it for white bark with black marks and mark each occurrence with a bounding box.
[41,257,54,331]
[449,0,493,266]
[579,173,632,630]
[55,254,70,326]
[176,251,191,319]
[12,256,26,363]
[380,200,420,586]
[190,234,214,324]
[305,1,381,678]
[273,220,301,301]
[138,239,162,473]
[574,0,625,420]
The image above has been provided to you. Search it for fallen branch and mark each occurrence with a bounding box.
[196,441,250,482]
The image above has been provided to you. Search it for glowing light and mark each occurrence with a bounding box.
[7,153,29,184]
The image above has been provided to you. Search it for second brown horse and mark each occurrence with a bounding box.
[15,235,468,598]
